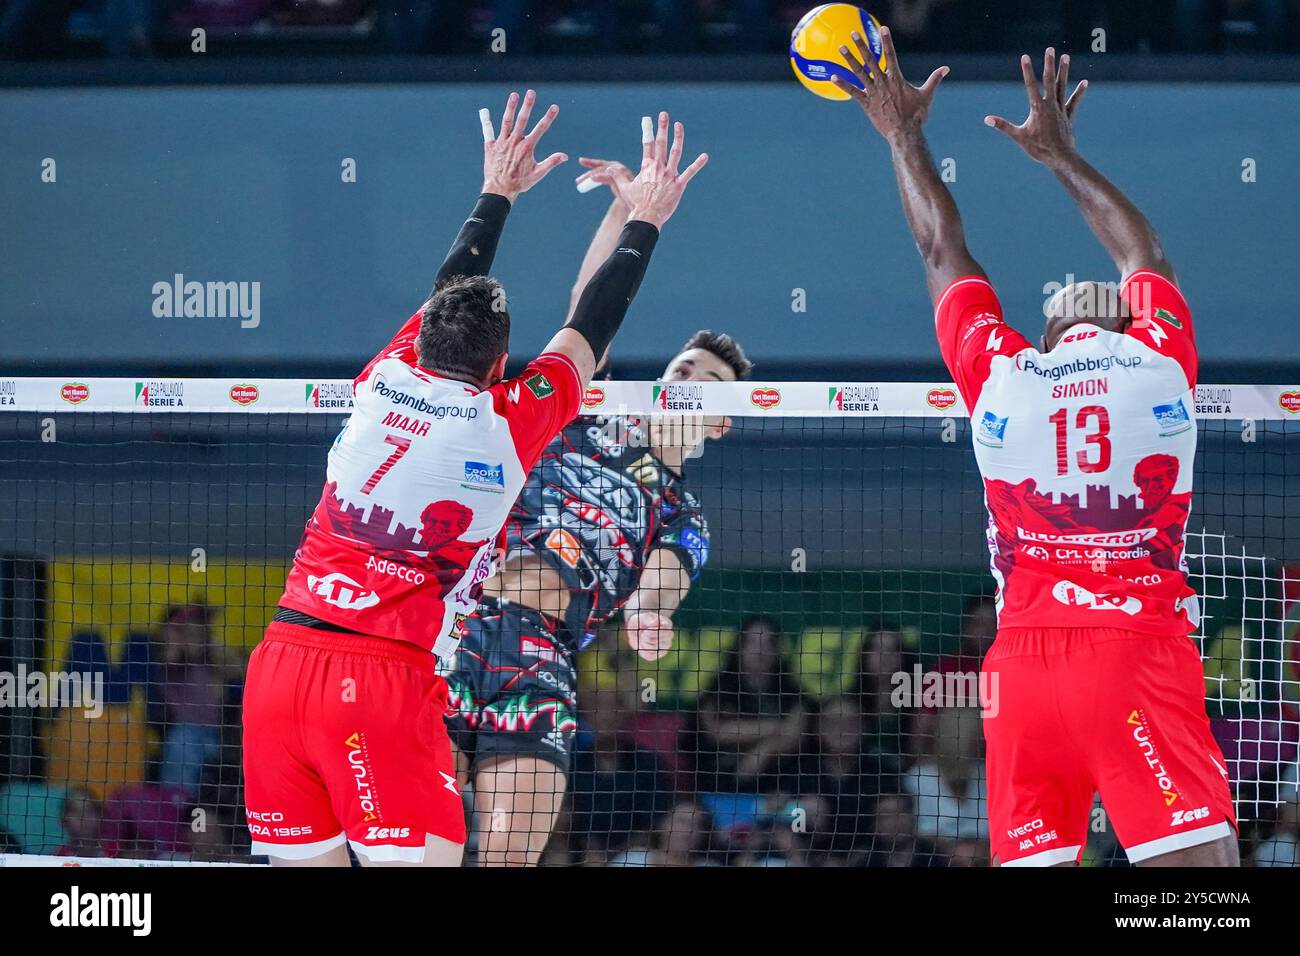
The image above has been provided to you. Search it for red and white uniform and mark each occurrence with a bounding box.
[281,313,582,658]
[244,312,581,862]
[937,272,1236,865]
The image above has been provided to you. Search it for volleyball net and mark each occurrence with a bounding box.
[0,377,1296,867]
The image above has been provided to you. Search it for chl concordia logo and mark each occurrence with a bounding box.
[750,387,781,410]
[1280,390,1300,414]
[581,385,606,409]
[60,382,90,404]
[229,384,260,406]
[926,387,958,411]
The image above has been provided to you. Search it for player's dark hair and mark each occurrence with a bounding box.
[417,274,510,383]
[682,329,754,380]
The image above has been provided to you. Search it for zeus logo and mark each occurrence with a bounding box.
[986,328,1004,351]
[1144,321,1168,347]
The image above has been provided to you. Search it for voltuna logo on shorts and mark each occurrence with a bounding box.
[372,377,479,420]
[976,410,1008,448]
[307,572,379,610]
[1152,399,1193,437]
[463,460,505,489]
[1016,354,1141,380]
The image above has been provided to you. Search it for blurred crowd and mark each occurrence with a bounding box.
[2,1,1299,59]
[1,595,1297,867]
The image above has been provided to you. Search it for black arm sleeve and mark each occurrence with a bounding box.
[564,220,659,361]
[432,193,512,289]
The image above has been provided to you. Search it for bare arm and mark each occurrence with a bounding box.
[620,547,691,662]
[985,50,1175,283]
[542,113,709,386]
[833,27,985,305]
[567,180,632,322]
[433,90,567,289]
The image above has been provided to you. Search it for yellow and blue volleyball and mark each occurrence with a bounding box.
[789,4,887,101]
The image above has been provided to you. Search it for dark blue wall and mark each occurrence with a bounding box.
[1,82,1296,374]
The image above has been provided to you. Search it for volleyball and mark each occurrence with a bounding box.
[789,4,887,101]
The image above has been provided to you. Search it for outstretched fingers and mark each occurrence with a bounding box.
[513,89,537,139]
[1056,54,1071,106]
[1065,78,1089,117]
[523,102,559,147]
[877,25,900,81]
[1042,48,1057,101]
[1019,54,1040,106]
[640,115,655,166]
[498,90,521,139]
[920,65,949,96]
[678,151,709,187]
[668,121,685,174]
[654,111,670,168]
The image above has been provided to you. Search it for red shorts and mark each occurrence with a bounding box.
[241,622,466,863]
[982,627,1236,867]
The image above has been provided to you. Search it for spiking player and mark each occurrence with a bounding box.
[834,33,1237,866]
[241,91,708,867]
[443,153,752,867]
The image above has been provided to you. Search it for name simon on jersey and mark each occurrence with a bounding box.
[372,378,479,420]
[1016,354,1141,381]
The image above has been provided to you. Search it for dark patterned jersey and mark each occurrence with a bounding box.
[504,415,710,649]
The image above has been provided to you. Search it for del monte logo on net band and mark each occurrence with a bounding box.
[926,387,958,411]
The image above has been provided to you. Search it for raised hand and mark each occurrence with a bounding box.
[479,89,568,203]
[984,49,1089,164]
[574,157,633,206]
[831,26,948,143]
[607,112,709,231]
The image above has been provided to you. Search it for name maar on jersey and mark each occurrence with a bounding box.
[280,330,580,656]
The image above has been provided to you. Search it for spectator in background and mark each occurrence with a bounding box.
[1253,769,1300,866]
[904,706,988,865]
[791,695,892,858]
[690,614,805,794]
[567,686,675,861]
[860,791,940,867]
[855,627,912,776]
[151,603,244,796]
[55,786,118,859]
[764,793,845,866]
[607,799,721,866]
[99,782,193,859]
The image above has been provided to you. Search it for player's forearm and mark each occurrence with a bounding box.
[621,563,688,620]
[563,219,659,367]
[432,193,512,288]
[1043,148,1170,279]
[888,128,982,301]
[567,197,632,322]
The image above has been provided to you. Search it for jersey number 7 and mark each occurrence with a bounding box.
[361,434,413,494]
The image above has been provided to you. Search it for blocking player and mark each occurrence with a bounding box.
[241,91,709,867]
[443,157,752,867]
[834,34,1237,866]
